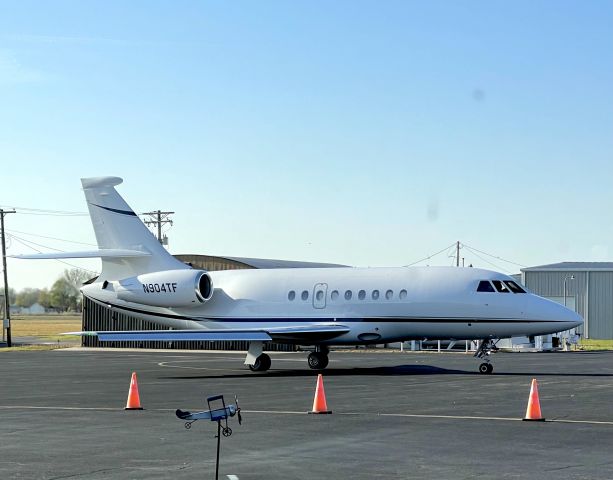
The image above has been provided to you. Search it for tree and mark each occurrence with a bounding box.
[49,278,74,312]
[0,286,16,305]
[38,289,51,309]
[63,269,92,292]
[48,269,90,312]
[63,268,90,312]
[0,286,16,318]
[15,288,41,308]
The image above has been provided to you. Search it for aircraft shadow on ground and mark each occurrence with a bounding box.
[159,363,613,380]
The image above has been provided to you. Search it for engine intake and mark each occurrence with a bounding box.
[115,269,213,308]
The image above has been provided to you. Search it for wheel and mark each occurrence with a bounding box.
[308,352,329,370]
[248,353,271,372]
[479,362,492,374]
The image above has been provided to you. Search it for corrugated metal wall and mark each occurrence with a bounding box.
[523,270,613,339]
[81,297,295,351]
[588,272,613,339]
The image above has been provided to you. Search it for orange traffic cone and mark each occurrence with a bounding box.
[308,374,332,414]
[125,372,143,410]
[523,378,544,421]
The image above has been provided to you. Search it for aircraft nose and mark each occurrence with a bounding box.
[568,309,584,329]
[555,302,583,329]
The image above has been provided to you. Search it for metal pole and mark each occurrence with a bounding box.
[1,209,16,347]
[456,241,460,267]
[215,420,221,480]
[156,210,162,245]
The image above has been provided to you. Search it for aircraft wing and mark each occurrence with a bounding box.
[11,249,151,259]
[72,324,350,343]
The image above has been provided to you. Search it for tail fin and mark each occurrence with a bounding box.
[12,177,189,280]
[81,177,188,280]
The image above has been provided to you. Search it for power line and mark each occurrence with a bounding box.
[0,205,88,216]
[462,243,527,268]
[403,242,458,267]
[462,245,514,274]
[7,234,100,276]
[6,228,97,247]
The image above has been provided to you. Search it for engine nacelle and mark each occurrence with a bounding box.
[114,269,213,308]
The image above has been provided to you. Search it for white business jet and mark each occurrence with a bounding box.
[15,177,583,374]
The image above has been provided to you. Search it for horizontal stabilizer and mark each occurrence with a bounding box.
[11,249,151,260]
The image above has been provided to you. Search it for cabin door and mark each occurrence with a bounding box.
[312,283,328,309]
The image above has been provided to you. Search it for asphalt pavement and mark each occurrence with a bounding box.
[1,348,613,479]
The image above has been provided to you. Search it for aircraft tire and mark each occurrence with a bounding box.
[479,362,493,374]
[308,352,329,370]
[249,353,271,372]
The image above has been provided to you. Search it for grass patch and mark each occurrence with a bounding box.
[0,344,70,352]
[578,339,613,351]
[10,314,81,339]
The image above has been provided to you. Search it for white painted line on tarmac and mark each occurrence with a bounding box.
[244,409,613,426]
[2,405,613,426]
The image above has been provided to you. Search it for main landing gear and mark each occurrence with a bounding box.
[244,342,331,372]
[307,346,329,370]
[474,338,499,374]
[245,342,271,372]
[248,353,271,372]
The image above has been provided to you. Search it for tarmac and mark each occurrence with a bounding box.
[1,348,613,479]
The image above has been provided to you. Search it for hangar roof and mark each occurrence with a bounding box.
[174,254,347,270]
[224,256,347,269]
[522,262,613,272]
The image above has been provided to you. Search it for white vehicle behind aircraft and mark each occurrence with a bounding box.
[15,177,583,374]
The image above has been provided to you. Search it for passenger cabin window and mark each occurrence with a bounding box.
[399,289,408,299]
[492,280,510,293]
[331,290,339,301]
[316,290,324,301]
[301,290,309,301]
[358,290,366,300]
[477,281,495,293]
[372,290,380,300]
[344,290,352,300]
[288,290,296,301]
[385,289,394,300]
[504,280,526,294]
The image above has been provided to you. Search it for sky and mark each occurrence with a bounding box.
[1,0,612,291]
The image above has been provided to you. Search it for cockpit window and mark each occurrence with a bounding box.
[492,280,510,293]
[477,280,495,292]
[504,280,526,294]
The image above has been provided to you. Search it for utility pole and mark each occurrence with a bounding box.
[456,240,460,267]
[142,210,174,245]
[1,209,16,346]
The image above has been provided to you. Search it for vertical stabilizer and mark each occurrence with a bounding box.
[81,177,188,280]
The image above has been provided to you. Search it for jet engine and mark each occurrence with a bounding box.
[114,269,213,308]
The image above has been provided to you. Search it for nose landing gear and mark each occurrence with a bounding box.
[474,339,499,374]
